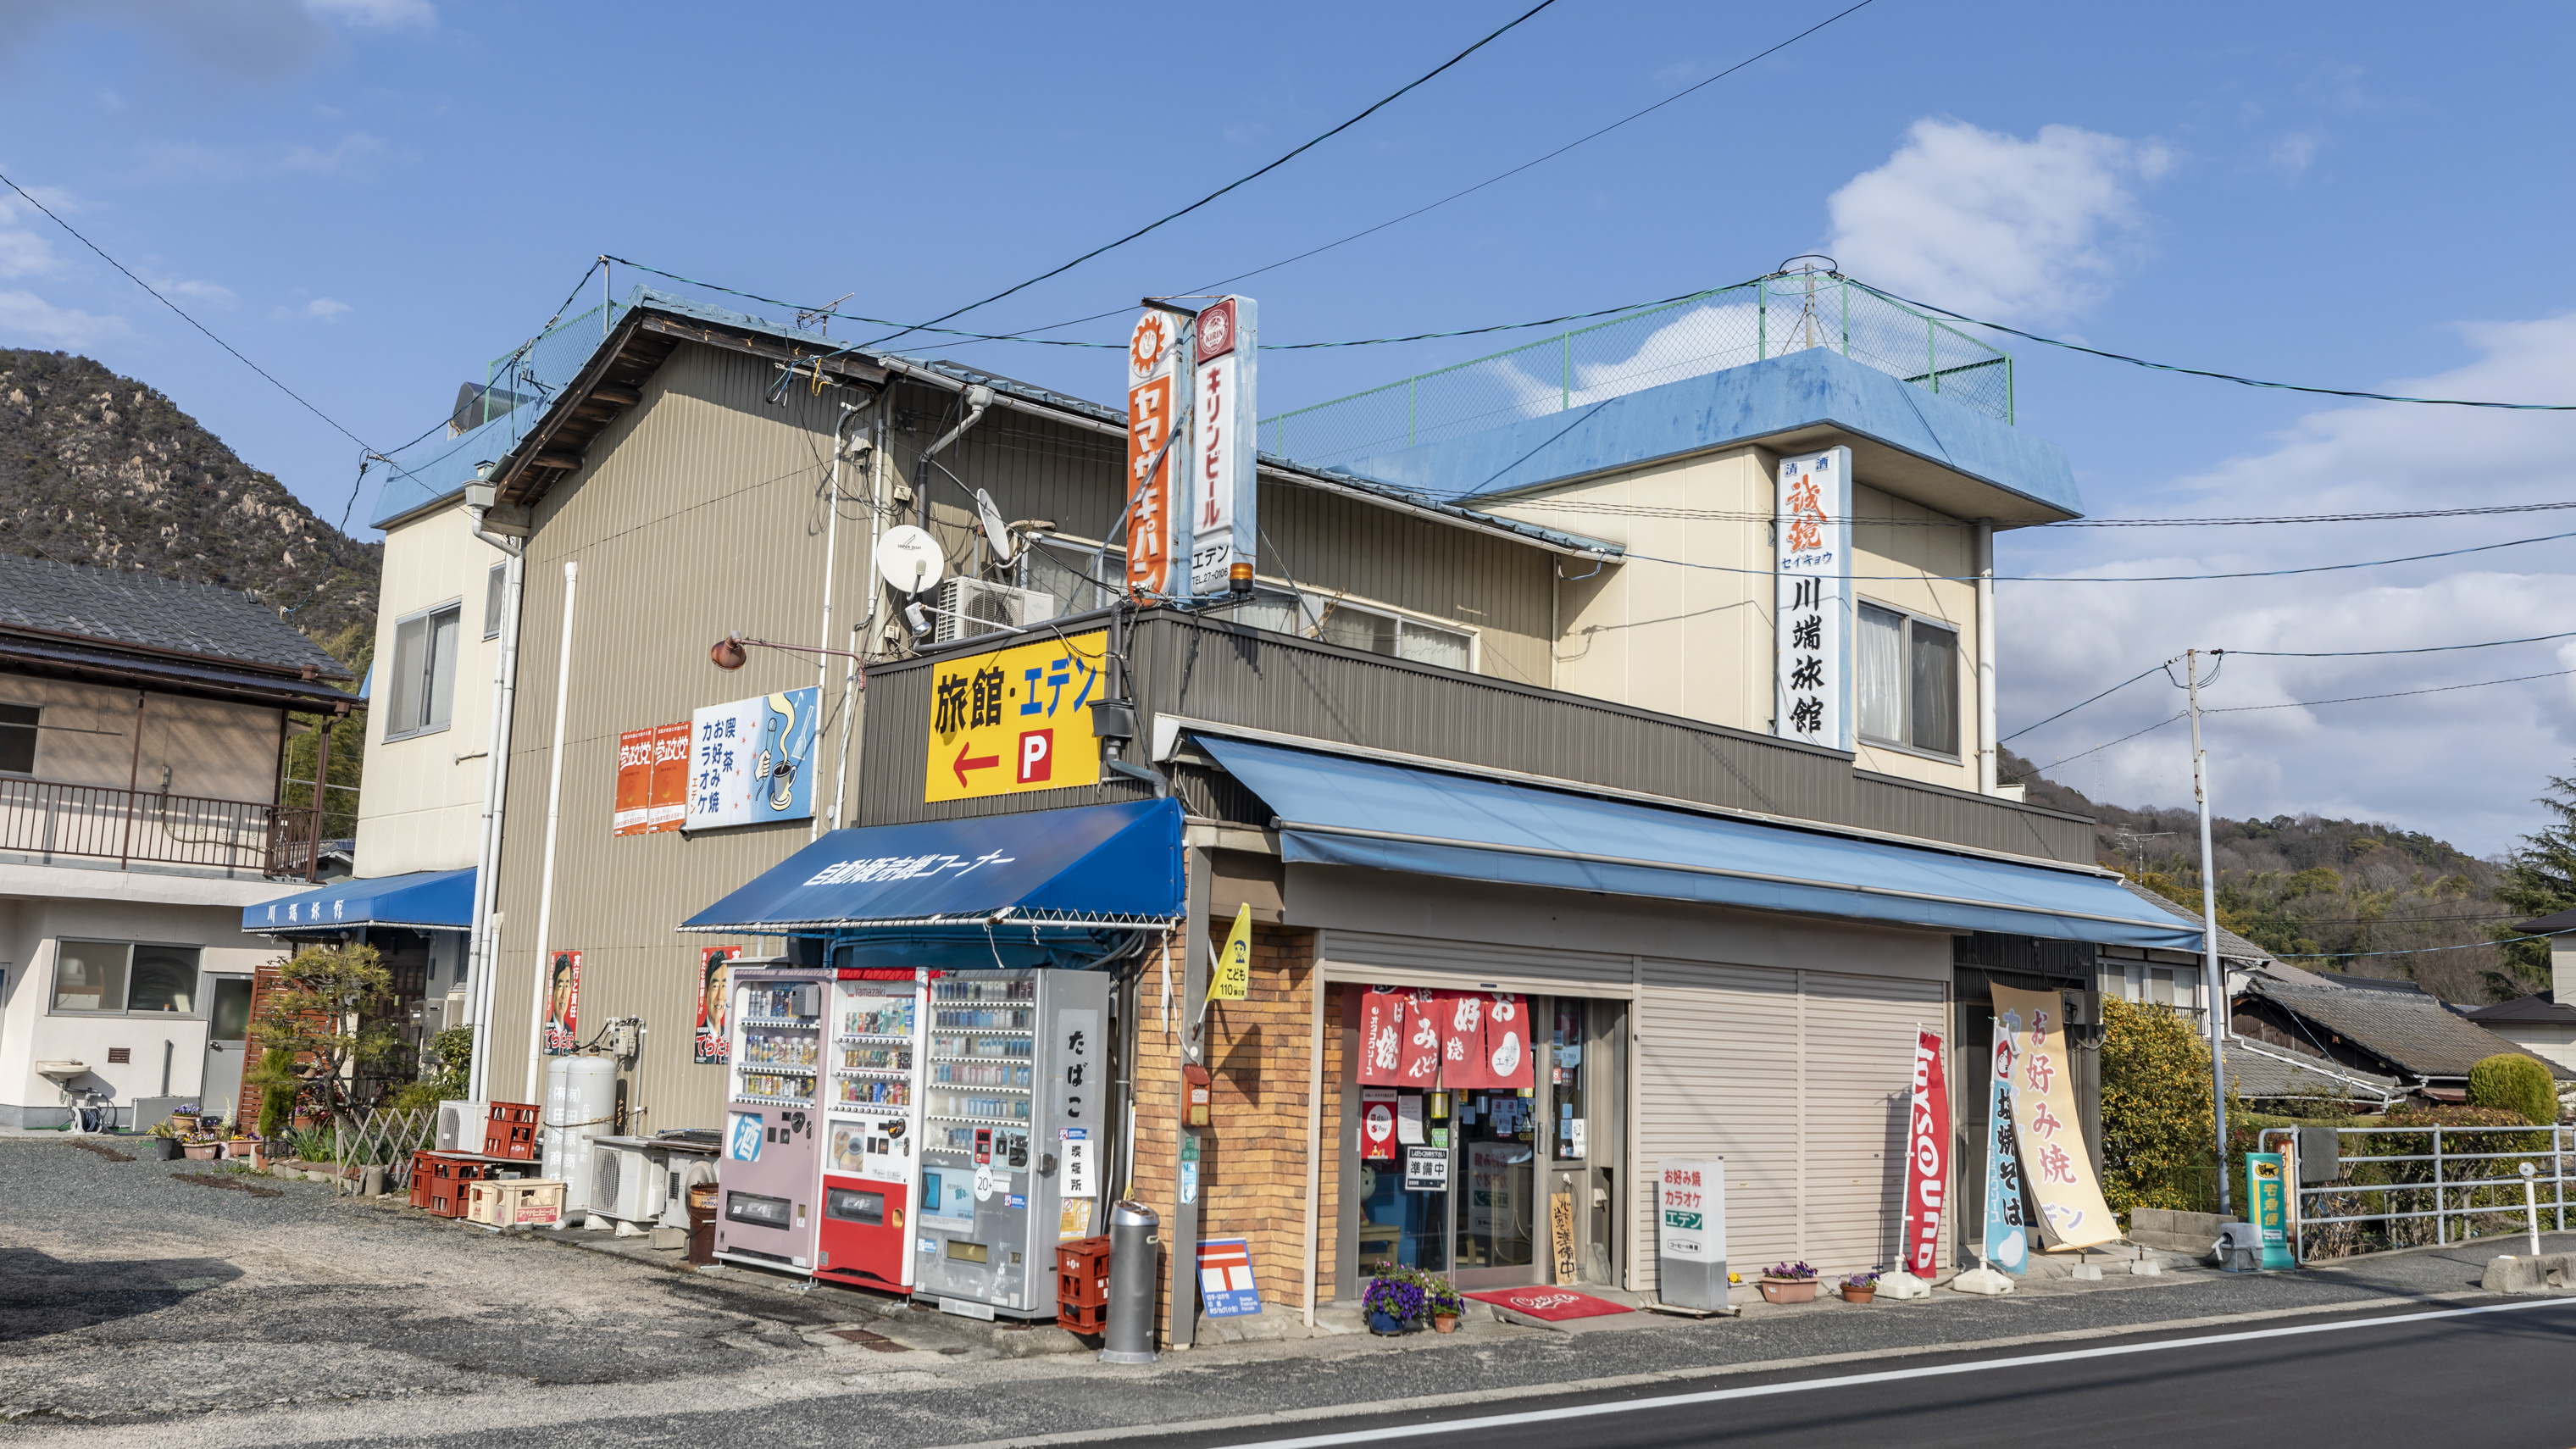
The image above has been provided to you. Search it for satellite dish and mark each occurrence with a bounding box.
[974,488,1014,564]
[874,525,945,596]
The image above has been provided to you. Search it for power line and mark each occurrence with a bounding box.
[1840,275,2576,412]
[1623,525,2576,585]
[1496,496,2576,528]
[862,0,1565,349]
[2229,630,2576,658]
[1999,664,2166,744]
[2207,666,2576,714]
[2275,934,2549,960]
[2011,712,2187,778]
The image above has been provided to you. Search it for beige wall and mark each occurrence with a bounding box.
[355,504,510,877]
[0,672,281,804]
[1490,443,1985,793]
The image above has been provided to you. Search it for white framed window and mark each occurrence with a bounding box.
[1311,596,1474,670]
[386,600,463,741]
[484,562,507,640]
[49,941,203,1015]
[0,702,34,775]
[1857,602,1959,757]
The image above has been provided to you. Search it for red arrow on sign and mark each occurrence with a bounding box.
[952,741,1000,788]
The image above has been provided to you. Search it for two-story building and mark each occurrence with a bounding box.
[360,273,2199,1336]
[0,555,359,1127]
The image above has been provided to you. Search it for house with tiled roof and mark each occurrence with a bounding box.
[2460,906,2576,1077]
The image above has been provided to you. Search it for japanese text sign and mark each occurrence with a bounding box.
[1189,296,1256,597]
[1209,902,1252,1002]
[613,728,655,836]
[686,688,819,831]
[1657,1159,1724,1261]
[922,630,1107,802]
[1899,1029,1949,1277]
[1983,1033,2029,1272]
[1126,310,1186,599]
[1198,1237,1263,1317]
[647,721,690,831]
[1990,984,2119,1249]
[1773,446,1852,751]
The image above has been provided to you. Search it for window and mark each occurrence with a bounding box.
[1021,538,1119,619]
[49,941,201,1015]
[1315,598,1473,670]
[386,601,462,741]
[0,702,34,774]
[484,562,507,639]
[1857,603,1959,756]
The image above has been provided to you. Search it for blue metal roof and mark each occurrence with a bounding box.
[246,867,475,934]
[1340,346,2083,514]
[1196,736,2197,950]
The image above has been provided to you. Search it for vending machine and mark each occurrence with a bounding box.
[913,968,1112,1321]
[714,964,831,1274]
[815,967,928,1292]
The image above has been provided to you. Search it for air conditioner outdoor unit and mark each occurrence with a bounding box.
[663,1158,719,1230]
[935,579,1057,644]
[592,1142,668,1228]
[436,1100,489,1154]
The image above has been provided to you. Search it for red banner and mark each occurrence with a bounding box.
[1482,992,1532,1090]
[1357,986,1406,1085]
[1900,1028,1949,1276]
[613,728,655,836]
[647,720,690,832]
[1434,990,1485,1089]
[1397,987,1442,1086]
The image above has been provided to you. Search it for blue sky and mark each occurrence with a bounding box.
[4,0,2573,854]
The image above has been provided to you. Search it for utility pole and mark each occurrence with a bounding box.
[2186,647,2232,1216]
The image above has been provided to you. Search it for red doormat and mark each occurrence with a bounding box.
[1463,1286,1635,1321]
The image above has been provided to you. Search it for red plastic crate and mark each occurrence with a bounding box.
[411,1151,499,1219]
[1057,1235,1111,1326]
[482,1101,539,1161]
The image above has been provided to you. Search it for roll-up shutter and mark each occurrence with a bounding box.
[1799,970,1946,1274]
[1317,929,1634,997]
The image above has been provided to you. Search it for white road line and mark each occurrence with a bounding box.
[1212,1297,2576,1449]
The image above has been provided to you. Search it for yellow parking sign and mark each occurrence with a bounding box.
[922,630,1108,802]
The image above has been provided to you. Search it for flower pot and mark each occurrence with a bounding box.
[1367,1309,1413,1336]
[152,1137,181,1161]
[182,1142,219,1161]
[1430,1313,1459,1335]
[225,1139,258,1162]
[1757,1277,1818,1304]
[1840,1285,1877,1304]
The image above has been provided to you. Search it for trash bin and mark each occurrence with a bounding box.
[2215,1221,2262,1273]
[687,1202,718,1266]
[1099,1201,1160,1364]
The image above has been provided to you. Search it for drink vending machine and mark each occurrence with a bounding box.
[913,969,1112,1321]
[714,964,832,1274]
[815,968,927,1291]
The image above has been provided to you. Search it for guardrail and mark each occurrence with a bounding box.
[2282,1123,2568,1260]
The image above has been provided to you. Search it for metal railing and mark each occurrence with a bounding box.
[0,777,315,878]
[1263,269,2012,472]
[2284,1123,2568,1260]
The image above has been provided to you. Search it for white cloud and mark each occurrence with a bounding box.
[1825,118,2172,325]
[0,289,129,348]
[1998,314,2576,856]
[144,272,237,306]
[0,196,68,281]
[304,0,434,26]
[288,296,351,319]
[277,133,385,175]
[134,131,386,182]
[2268,130,2323,176]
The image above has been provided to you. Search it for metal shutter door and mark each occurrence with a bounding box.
[1318,929,1634,990]
[1634,958,1800,1294]
[1797,969,1946,1274]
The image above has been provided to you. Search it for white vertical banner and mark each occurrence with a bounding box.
[1190,296,1257,597]
[1774,445,1852,750]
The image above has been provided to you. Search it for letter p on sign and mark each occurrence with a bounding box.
[1016,729,1054,784]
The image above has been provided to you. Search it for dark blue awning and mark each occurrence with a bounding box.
[1195,736,2201,950]
[246,868,475,935]
[680,797,1185,938]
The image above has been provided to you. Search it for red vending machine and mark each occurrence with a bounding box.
[714,964,831,1274]
[816,967,928,1292]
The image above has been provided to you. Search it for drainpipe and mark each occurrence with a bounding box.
[464,472,527,1102]
[525,559,580,1103]
[1974,519,1996,794]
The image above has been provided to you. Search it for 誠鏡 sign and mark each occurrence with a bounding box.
[922,630,1107,803]
[1773,446,1852,751]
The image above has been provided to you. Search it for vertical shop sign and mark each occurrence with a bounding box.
[1050,1005,1099,1133]
[1550,1191,1579,1285]
[1188,296,1257,597]
[1656,1158,1728,1310]
[1991,984,2120,1249]
[1899,1029,1949,1277]
[1773,445,1852,751]
[1399,987,1443,1085]
[1982,1037,2029,1272]
[687,688,819,830]
[2247,1154,2294,1269]
[541,949,581,1056]
[1357,987,1406,1086]
[647,720,690,831]
[694,947,740,1065]
[613,728,655,836]
[1124,309,1186,599]
[1435,990,1487,1089]
[1483,992,1532,1089]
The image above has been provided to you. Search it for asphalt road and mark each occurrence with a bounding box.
[1124,1298,2576,1449]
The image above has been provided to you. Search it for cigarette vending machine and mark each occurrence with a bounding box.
[714,965,831,1274]
[913,968,1112,1321]
[816,967,928,1292]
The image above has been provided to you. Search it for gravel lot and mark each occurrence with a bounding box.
[3,1135,2557,1448]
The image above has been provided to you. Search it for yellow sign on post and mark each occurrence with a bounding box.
[923,630,1109,802]
[1209,904,1253,1002]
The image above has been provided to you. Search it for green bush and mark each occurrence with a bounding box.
[2468,1052,2558,1125]
[2100,998,2246,1220]
[249,1047,303,1137]
[388,1025,474,1113]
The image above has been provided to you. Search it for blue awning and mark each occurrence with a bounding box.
[247,868,475,935]
[1194,736,2202,950]
[680,798,1185,941]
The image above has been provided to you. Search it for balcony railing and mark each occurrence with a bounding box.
[0,777,320,880]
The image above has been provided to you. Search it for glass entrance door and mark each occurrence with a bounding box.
[201,976,252,1124]
[1452,1085,1539,1285]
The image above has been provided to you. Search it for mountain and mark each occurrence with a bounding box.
[0,348,381,649]
[2001,747,2536,1004]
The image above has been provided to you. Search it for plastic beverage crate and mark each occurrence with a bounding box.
[410,1151,499,1219]
[482,1101,540,1161]
[466,1178,566,1230]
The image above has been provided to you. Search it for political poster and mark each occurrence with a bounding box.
[613,728,655,835]
[647,720,691,831]
[1991,983,2120,1249]
[694,946,740,1065]
[541,949,581,1056]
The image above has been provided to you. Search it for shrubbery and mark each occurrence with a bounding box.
[2467,1052,2558,1125]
